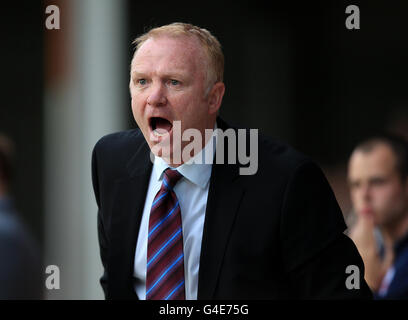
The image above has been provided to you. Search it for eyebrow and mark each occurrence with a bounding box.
[131,71,146,78]
[131,70,189,81]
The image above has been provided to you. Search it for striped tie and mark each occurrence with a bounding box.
[146,168,185,300]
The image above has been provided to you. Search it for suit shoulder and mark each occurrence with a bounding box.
[257,134,313,174]
[219,117,312,173]
[93,128,144,154]
[92,128,146,179]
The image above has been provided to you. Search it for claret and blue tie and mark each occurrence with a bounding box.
[146,168,186,300]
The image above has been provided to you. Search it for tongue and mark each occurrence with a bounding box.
[155,118,172,132]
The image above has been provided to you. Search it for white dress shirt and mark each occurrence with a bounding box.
[133,124,217,300]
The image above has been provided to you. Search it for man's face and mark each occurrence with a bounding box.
[129,35,218,165]
[348,143,408,227]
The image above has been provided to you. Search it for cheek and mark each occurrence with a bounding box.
[388,188,406,211]
[373,186,404,212]
[171,93,204,118]
[350,191,359,206]
[131,95,145,123]
[351,190,365,209]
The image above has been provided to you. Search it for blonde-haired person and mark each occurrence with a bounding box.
[92,22,372,300]
[132,22,224,97]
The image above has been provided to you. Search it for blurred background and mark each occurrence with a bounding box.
[0,0,407,299]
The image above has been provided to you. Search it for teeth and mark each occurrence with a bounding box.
[153,128,168,137]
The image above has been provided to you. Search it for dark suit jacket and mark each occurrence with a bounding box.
[91,117,372,299]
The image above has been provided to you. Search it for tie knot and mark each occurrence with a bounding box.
[163,168,183,189]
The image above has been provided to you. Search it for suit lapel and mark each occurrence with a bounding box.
[109,137,153,298]
[108,119,246,299]
[197,118,246,299]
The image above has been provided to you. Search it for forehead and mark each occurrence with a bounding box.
[349,143,398,179]
[131,35,206,74]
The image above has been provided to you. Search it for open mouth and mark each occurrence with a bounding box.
[149,117,173,137]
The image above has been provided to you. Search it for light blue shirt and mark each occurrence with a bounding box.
[134,124,217,300]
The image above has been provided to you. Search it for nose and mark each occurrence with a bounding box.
[361,184,371,200]
[147,83,167,107]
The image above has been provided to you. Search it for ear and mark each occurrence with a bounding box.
[207,82,225,115]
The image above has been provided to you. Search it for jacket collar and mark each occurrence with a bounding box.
[109,117,245,299]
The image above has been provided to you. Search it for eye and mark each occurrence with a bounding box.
[170,79,180,86]
[370,178,386,186]
[137,79,147,85]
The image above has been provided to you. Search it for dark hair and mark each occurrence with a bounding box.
[353,133,408,182]
[0,134,13,187]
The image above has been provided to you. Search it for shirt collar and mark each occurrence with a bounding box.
[153,122,218,189]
